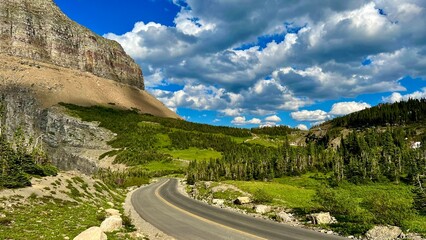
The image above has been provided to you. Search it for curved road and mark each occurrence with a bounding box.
[132,179,346,240]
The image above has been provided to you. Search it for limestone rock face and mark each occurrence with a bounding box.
[0,0,144,89]
[73,227,107,240]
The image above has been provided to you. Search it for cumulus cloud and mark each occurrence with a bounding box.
[105,0,426,116]
[296,124,308,131]
[231,116,262,125]
[265,115,282,122]
[290,110,330,122]
[291,101,371,123]
[329,102,371,115]
[382,88,426,103]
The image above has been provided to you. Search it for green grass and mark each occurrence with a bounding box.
[225,179,319,210]
[246,137,280,148]
[140,160,187,171]
[0,197,101,239]
[162,147,222,161]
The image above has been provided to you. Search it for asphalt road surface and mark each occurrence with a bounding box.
[132,178,346,240]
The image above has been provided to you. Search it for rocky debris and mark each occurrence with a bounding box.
[253,205,271,214]
[212,199,225,207]
[234,197,251,205]
[365,226,402,240]
[100,216,123,232]
[0,0,144,89]
[276,211,295,223]
[73,227,107,240]
[105,209,121,217]
[309,212,335,225]
[405,233,425,240]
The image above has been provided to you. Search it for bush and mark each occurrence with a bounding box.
[362,191,414,226]
[253,188,273,203]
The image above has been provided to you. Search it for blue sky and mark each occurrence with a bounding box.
[54,0,426,129]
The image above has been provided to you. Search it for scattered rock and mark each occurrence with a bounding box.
[309,212,333,225]
[107,202,114,207]
[100,216,123,232]
[73,227,107,240]
[276,211,294,223]
[212,199,225,206]
[326,231,333,235]
[105,208,120,217]
[405,233,425,240]
[204,181,212,189]
[234,197,251,205]
[366,225,402,240]
[253,205,271,214]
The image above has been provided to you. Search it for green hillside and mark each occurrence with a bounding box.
[4,101,421,237]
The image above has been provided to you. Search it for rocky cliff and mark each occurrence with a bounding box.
[0,86,116,174]
[0,0,144,89]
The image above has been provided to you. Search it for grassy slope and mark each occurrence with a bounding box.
[225,173,425,235]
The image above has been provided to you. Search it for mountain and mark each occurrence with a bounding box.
[0,0,178,119]
[0,0,178,176]
[0,0,142,88]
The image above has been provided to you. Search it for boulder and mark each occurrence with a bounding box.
[309,212,333,224]
[366,225,402,240]
[254,205,271,214]
[100,216,122,232]
[105,208,121,217]
[276,211,294,223]
[73,227,107,240]
[234,197,251,205]
[212,199,225,206]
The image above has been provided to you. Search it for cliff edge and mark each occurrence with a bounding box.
[0,0,144,89]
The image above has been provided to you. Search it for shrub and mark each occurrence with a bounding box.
[362,191,414,226]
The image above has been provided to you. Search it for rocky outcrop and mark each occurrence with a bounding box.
[366,226,402,240]
[73,227,107,240]
[0,86,115,174]
[0,0,144,89]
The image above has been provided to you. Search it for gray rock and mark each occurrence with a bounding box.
[253,205,271,214]
[100,216,122,232]
[105,208,120,217]
[234,197,251,205]
[73,227,107,240]
[309,212,333,225]
[212,199,225,206]
[276,211,294,223]
[366,225,402,240]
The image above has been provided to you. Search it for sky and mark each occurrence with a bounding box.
[54,0,426,129]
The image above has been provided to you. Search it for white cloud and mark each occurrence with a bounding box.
[329,102,371,115]
[106,0,426,116]
[231,116,262,125]
[296,124,308,131]
[290,110,330,122]
[265,115,281,122]
[382,88,426,103]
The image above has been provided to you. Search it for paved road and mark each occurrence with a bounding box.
[132,179,346,240]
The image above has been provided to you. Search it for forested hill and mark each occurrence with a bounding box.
[328,98,426,128]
